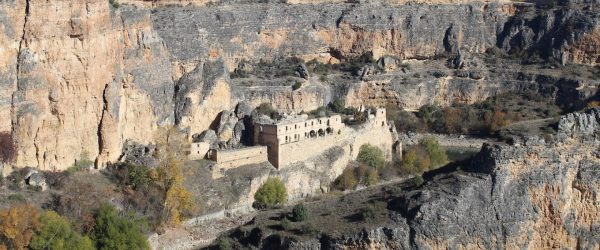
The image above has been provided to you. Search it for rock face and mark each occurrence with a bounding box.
[360,108,600,248]
[1,0,599,171]
[151,2,505,70]
[2,2,173,171]
[225,108,600,249]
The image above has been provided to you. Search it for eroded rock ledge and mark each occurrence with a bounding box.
[224,109,599,249]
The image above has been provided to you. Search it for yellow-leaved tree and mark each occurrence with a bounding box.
[0,204,41,250]
[152,127,194,226]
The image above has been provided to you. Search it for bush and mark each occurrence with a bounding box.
[356,144,385,169]
[328,99,346,113]
[299,223,318,236]
[334,167,358,190]
[254,177,287,208]
[365,168,379,186]
[280,217,292,231]
[109,0,119,8]
[359,205,377,221]
[291,203,309,222]
[402,137,448,174]
[410,175,425,187]
[216,237,232,250]
[0,204,40,250]
[67,151,94,175]
[419,136,448,168]
[113,163,151,190]
[0,132,16,163]
[256,103,280,120]
[30,211,93,250]
[91,204,149,250]
[6,194,26,203]
[292,81,302,91]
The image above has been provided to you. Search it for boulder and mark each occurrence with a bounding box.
[24,168,47,191]
[119,141,159,168]
[295,63,309,79]
[193,130,219,149]
[236,101,254,119]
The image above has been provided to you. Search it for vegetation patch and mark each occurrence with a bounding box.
[254,177,287,208]
[402,137,448,174]
[388,91,563,137]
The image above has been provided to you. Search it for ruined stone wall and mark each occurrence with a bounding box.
[210,146,268,178]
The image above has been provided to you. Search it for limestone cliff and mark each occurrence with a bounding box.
[2,2,174,171]
[1,0,599,172]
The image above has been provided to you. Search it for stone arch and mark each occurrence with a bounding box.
[309,130,317,138]
[318,129,325,136]
[326,127,333,134]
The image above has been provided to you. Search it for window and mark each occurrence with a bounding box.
[305,122,307,127]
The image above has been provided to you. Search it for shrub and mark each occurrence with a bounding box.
[6,194,26,203]
[67,151,94,175]
[356,144,385,169]
[292,81,302,91]
[113,163,151,190]
[359,205,377,221]
[280,217,292,231]
[216,237,232,250]
[365,168,379,186]
[299,223,318,236]
[91,204,149,250]
[291,203,309,222]
[0,132,16,163]
[334,167,357,190]
[256,103,279,119]
[328,99,346,113]
[109,0,119,8]
[0,203,40,250]
[410,175,425,187]
[254,177,287,208]
[419,136,448,168]
[30,211,93,250]
[402,137,448,174]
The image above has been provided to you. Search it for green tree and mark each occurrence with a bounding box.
[419,136,448,168]
[291,203,309,222]
[91,204,149,250]
[254,177,287,208]
[357,144,385,169]
[30,211,93,250]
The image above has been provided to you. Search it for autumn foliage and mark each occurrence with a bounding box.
[153,127,193,226]
[0,204,40,250]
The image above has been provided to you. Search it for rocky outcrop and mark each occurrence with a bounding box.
[1,0,599,172]
[3,2,174,171]
[358,108,600,248]
[222,109,599,249]
[497,6,600,65]
[151,2,506,70]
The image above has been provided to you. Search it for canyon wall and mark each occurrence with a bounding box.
[1,0,599,171]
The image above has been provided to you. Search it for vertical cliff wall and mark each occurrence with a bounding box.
[1,1,175,171]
